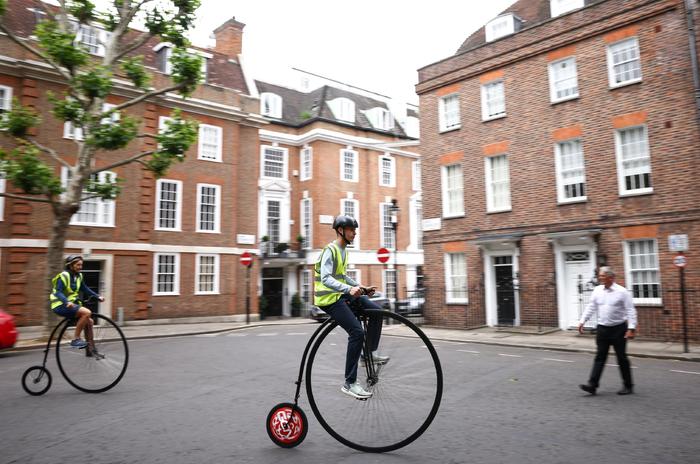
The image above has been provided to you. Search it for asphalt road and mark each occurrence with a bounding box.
[1,325,699,464]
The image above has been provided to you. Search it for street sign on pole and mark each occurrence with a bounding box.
[377,248,390,264]
[673,254,687,268]
[240,251,253,268]
[668,234,689,252]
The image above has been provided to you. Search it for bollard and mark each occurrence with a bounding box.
[117,307,124,326]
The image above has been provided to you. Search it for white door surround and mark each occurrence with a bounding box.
[477,236,521,327]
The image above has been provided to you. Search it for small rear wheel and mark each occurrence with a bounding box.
[22,366,52,396]
[266,402,308,448]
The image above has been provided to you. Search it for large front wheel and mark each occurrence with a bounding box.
[56,314,129,393]
[306,310,443,453]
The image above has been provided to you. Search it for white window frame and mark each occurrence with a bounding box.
[548,56,579,103]
[196,183,221,233]
[485,155,512,212]
[75,23,107,56]
[155,179,182,231]
[153,252,180,296]
[481,81,506,121]
[607,37,642,88]
[61,167,116,227]
[260,145,288,180]
[346,268,361,286]
[300,198,313,250]
[260,92,283,118]
[441,164,464,218]
[378,154,396,187]
[383,268,397,301]
[301,269,313,309]
[340,148,359,183]
[615,125,653,196]
[0,173,5,221]
[365,107,393,130]
[550,0,585,18]
[65,102,117,141]
[197,124,223,162]
[554,139,587,203]
[444,253,468,304]
[300,146,313,181]
[412,161,421,191]
[195,253,220,295]
[485,14,515,42]
[329,97,355,123]
[438,94,460,132]
[379,202,396,250]
[624,239,661,305]
[0,85,12,115]
[341,198,360,249]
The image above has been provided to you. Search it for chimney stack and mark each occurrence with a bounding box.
[213,17,246,58]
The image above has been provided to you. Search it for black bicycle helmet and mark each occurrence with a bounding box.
[332,215,358,231]
[64,254,83,268]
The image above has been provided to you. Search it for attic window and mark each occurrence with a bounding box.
[155,44,209,81]
[485,14,517,42]
[365,107,394,130]
[328,97,355,123]
[550,0,585,18]
[260,92,283,118]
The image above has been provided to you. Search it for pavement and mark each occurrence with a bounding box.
[5,316,699,362]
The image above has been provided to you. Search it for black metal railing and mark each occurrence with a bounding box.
[260,241,306,259]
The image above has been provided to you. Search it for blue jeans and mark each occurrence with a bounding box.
[321,294,383,385]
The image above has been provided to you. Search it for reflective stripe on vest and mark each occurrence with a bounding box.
[49,271,83,310]
[313,242,348,306]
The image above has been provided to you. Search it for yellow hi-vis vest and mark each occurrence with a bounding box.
[314,242,348,307]
[49,271,83,310]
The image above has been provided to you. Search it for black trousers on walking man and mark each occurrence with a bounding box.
[588,322,633,389]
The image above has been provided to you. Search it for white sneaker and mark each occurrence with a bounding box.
[341,382,373,399]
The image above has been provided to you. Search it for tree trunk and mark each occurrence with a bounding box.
[43,204,77,334]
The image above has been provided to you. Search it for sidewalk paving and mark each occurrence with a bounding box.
[5,318,699,362]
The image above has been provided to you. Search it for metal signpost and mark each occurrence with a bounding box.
[240,252,253,324]
[669,234,689,354]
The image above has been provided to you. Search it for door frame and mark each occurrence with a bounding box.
[79,253,113,318]
[482,248,520,327]
[553,242,597,330]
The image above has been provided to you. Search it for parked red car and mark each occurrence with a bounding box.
[0,309,18,349]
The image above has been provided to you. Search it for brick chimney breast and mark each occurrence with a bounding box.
[213,17,246,58]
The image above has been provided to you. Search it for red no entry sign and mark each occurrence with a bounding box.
[673,254,687,268]
[240,251,253,267]
[377,248,390,264]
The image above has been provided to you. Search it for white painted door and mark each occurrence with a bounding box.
[563,251,594,328]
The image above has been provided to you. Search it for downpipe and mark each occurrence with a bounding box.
[684,0,700,121]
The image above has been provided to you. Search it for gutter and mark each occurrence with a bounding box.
[685,0,700,121]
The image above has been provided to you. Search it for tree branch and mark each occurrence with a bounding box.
[113,30,154,63]
[109,81,187,114]
[25,137,72,169]
[90,150,156,174]
[0,192,53,204]
[0,22,73,83]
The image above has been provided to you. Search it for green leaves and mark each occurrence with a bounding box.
[0,0,7,16]
[89,114,138,150]
[49,93,85,124]
[67,0,96,24]
[74,66,113,100]
[0,146,62,196]
[85,172,121,201]
[170,48,202,96]
[35,20,88,71]
[121,56,150,90]
[0,100,40,137]
[149,109,198,177]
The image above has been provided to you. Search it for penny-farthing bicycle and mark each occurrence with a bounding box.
[21,308,129,395]
[266,294,443,453]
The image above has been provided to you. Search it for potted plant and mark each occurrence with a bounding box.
[261,235,270,256]
[291,293,302,318]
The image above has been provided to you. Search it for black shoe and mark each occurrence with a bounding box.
[579,384,597,395]
[617,387,633,395]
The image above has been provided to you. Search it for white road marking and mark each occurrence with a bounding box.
[670,369,700,375]
[194,333,220,337]
[542,358,574,363]
[226,333,248,337]
[256,333,278,337]
[606,364,638,369]
[286,332,309,336]
[498,353,523,358]
[457,349,480,354]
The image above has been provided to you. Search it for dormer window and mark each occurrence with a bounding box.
[550,0,585,18]
[260,92,283,118]
[73,23,109,56]
[154,43,209,82]
[365,107,394,130]
[485,14,519,42]
[328,97,355,123]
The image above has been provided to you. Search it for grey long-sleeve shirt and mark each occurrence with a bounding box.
[319,243,359,294]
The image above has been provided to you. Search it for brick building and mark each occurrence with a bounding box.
[417,0,700,340]
[0,0,265,325]
[254,71,423,317]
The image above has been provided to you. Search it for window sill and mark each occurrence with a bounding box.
[439,125,461,134]
[153,293,180,297]
[197,157,223,163]
[195,292,221,296]
[487,207,511,214]
[70,223,115,228]
[442,213,465,219]
[155,228,183,232]
[446,300,469,305]
[340,179,360,183]
[557,197,587,205]
[634,300,662,307]
[482,114,506,123]
[196,230,222,234]
[550,95,579,105]
[609,79,642,90]
[619,189,653,198]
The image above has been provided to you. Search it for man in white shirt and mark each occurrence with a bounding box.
[578,266,637,395]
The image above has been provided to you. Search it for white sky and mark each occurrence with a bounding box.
[187,0,517,104]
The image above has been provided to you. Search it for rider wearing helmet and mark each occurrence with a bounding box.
[49,255,104,353]
[314,215,389,399]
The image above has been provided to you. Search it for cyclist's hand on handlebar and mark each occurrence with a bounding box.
[98,295,105,302]
[349,286,363,297]
[363,286,377,296]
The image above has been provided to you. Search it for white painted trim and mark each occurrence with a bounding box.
[197,124,223,162]
[300,197,313,250]
[444,252,468,304]
[438,93,461,132]
[482,247,520,327]
[82,253,113,318]
[378,154,396,187]
[196,183,221,233]
[339,148,359,183]
[300,146,313,181]
[261,145,289,181]
[481,81,506,121]
[614,125,653,196]
[623,239,662,305]
[340,197,360,249]
[0,84,12,111]
[0,238,258,255]
[155,179,183,231]
[606,37,642,89]
[441,164,465,218]
[153,252,180,296]
[548,56,579,103]
[554,139,588,203]
[194,253,220,295]
[552,241,597,330]
[485,155,511,213]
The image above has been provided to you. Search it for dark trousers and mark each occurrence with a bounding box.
[321,294,382,385]
[588,323,633,389]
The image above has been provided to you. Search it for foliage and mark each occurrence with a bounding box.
[68,0,96,24]
[85,171,121,201]
[35,20,88,72]
[88,114,138,150]
[121,56,150,90]
[149,109,198,177]
[0,100,40,137]
[74,67,113,100]
[0,0,6,16]
[0,146,62,196]
[296,234,305,243]
[170,48,202,96]
[300,111,312,120]
[48,93,85,125]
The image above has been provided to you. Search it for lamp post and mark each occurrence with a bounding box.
[390,199,400,316]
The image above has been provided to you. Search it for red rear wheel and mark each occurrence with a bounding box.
[266,402,308,448]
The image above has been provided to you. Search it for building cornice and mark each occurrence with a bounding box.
[259,128,420,159]
[0,238,259,255]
